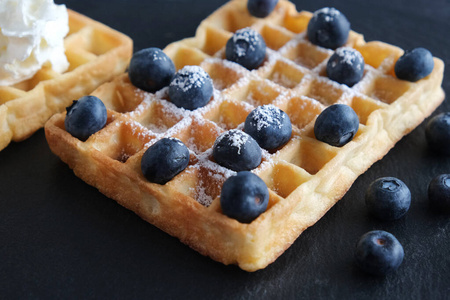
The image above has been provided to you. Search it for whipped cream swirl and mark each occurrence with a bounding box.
[0,0,69,86]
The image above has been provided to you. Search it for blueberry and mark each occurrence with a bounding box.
[355,230,404,276]
[225,27,266,70]
[428,174,450,213]
[65,95,107,141]
[327,47,365,87]
[365,177,411,221]
[168,65,213,110]
[220,171,269,223]
[247,0,279,18]
[314,104,359,147]
[244,105,292,151]
[213,129,262,172]
[394,48,434,82]
[425,112,450,155]
[307,7,350,50]
[141,138,190,185]
[128,48,175,93]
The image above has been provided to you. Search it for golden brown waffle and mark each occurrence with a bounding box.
[45,0,444,271]
[0,10,132,151]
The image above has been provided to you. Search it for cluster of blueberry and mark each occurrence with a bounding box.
[63,0,449,275]
[306,6,435,85]
[215,104,293,223]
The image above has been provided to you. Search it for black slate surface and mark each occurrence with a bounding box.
[1,0,449,299]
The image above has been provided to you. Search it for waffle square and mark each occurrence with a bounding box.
[0,10,132,151]
[45,0,444,271]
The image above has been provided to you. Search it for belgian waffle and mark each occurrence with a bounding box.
[45,0,445,271]
[0,10,132,151]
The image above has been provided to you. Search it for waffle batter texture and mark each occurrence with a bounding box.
[45,0,444,271]
[0,10,132,151]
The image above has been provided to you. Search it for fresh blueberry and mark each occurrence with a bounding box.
[314,104,359,147]
[355,230,404,276]
[327,47,365,87]
[141,138,190,185]
[128,47,175,93]
[225,27,266,70]
[394,48,434,82]
[65,95,107,141]
[220,171,269,223]
[425,112,450,155]
[213,129,262,172]
[168,65,214,110]
[244,104,292,151]
[307,7,350,50]
[428,174,450,213]
[365,177,411,220]
[247,0,279,18]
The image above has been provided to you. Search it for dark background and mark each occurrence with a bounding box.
[1,0,449,298]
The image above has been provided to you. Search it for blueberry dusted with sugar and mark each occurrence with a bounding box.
[314,104,359,147]
[247,0,279,18]
[213,129,262,172]
[244,105,292,151]
[428,174,450,213]
[169,65,213,110]
[355,230,404,276]
[65,95,107,141]
[128,47,175,93]
[425,112,450,155]
[327,47,365,87]
[220,171,269,223]
[225,27,266,70]
[365,177,411,221]
[395,48,434,82]
[141,138,190,185]
[307,7,350,50]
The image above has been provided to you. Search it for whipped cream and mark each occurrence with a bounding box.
[0,0,69,86]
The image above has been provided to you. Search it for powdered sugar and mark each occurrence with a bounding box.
[249,104,285,131]
[168,137,185,147]
[152,51,168,62]
[232,27,260,57]
[195,184,213,206]
[230,131,249,154]
[314,7,341,22]
[169,65,211,92]
[334,47,364,70]
[186,153,237,207]
[271,71,299,89]
[122,119,154,141]
[214,129,249,155]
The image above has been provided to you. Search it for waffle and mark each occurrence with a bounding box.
[0,10,132,151]
[45,0,444,271]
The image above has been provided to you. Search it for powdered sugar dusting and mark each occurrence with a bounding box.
[214,129,249,155]
[168,137,185,147]
[122,119,155,141]
[271,71,299,88]
[250,104,286,131]
[195,184,212,206]
[146,123,168,133]
[186,152,237,207]
[232,27,260,57]
[230,131,248,154]
[314,7,341,23]
[335,47,364,70]
[170,65,212,92]
[152,51,168,62]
